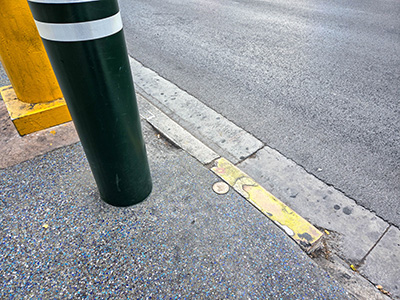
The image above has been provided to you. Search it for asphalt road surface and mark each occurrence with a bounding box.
[120,0,400,226]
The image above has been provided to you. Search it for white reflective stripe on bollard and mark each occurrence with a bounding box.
[34,12,123,42]
[29,0,99,3]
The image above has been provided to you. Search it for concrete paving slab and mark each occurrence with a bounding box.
[360,226,400,299]
[137,93,219,165]
[130,57,263,164]
[237,147,389,264]
[314,254,391,300]
[0,121,352,299]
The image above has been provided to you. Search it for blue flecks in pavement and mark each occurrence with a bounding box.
[0,123,352,299]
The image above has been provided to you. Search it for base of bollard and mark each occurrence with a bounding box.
[100,183,153,207]
[1,85,72,136]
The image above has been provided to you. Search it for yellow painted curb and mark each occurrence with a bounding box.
[1,86,71,136]
[211,157,324,252]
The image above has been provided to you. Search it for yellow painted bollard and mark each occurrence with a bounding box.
[0,0,71,135]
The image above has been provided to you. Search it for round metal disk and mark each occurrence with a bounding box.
[212,182,230,195]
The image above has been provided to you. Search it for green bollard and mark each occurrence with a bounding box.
[27,0,152,207]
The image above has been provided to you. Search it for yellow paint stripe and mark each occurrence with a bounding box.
[1,86,72,136]
[211,157,323,252]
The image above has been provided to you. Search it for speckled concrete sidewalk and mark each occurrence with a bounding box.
[0,121,352,299]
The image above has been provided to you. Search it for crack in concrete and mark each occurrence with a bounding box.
[357,225,391,268]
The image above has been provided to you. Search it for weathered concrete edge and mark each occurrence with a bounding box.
[211,157,324,253]
[136,93,220,165]
[129,56,263,164]
[237,147,398,299]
